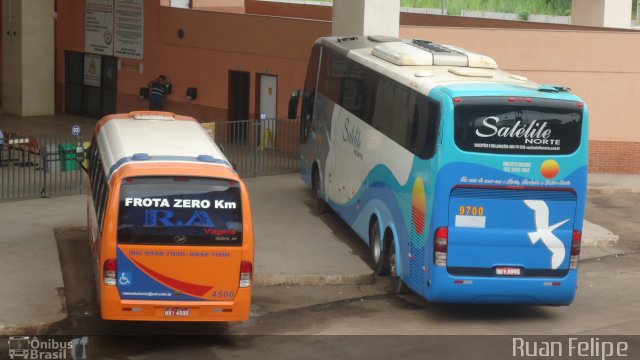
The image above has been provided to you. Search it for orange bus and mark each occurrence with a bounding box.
[86,111,254,321]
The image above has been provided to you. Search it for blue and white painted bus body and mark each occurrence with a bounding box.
[300,37,588,305]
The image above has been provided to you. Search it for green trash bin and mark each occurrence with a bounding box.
[59,143,77,171]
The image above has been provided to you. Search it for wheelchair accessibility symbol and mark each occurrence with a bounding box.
[119,272,132,286]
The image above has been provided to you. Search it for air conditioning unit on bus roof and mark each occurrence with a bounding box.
[371,40,498,69]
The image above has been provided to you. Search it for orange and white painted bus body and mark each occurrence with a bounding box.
[87,112,253,322]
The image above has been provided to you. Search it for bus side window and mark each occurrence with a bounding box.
[340,77,364,118]
[361,67,378,125]
[89,143,100,192]
[371,78,395,132]
[409,105,420,150]
[88,142,110,232]
[96,170,108,231]
[411,95,440,159]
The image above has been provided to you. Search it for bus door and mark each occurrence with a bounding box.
[115,176,245,303]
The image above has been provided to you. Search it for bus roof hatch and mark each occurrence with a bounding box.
[371,40,497,69]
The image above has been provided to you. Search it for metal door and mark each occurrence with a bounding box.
[258,74,277,149]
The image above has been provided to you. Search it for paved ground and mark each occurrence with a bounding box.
[247,174,373,286]
[0,195,86,334]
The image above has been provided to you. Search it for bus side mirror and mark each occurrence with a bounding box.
[288,90,301,119]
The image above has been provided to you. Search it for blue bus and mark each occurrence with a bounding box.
[298,36,588,305]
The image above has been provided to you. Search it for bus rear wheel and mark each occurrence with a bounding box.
[369,219,390,276]
[389,237,409,294]
[312,168,327,214]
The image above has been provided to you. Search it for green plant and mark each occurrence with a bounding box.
[398,0,571,16]
[319,0,575,17]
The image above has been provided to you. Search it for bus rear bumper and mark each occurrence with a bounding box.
[424,269,579,305]
[100,290,252,322]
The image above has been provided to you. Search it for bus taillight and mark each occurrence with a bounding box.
[434,227,448,267]
[239,261,253,288]
[570,230,582,270]
[104,258,117,286]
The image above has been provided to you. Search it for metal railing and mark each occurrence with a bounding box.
[202,118,300,178]
[0,118,300,201]
[0,133,85,202]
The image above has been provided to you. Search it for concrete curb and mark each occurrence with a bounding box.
[0,316,68,336]
[588,188,640,195]
[255,273,375,287]
[582,221,620,247]
[580,246,632,262]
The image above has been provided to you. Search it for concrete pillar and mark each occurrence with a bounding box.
[2,0,54,116]
[572,0,632,28]
[332,0,400,37]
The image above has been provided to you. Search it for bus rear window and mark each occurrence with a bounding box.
[454,97,583,155]
[117,177,242,246]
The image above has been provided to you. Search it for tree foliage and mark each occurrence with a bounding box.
[399,0,573,16]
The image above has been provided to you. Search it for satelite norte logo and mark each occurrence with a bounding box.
[475,117,560,146]
[8,336,88,360]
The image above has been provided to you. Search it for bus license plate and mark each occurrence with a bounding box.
[495,267,522,276]
[164,307,191,317]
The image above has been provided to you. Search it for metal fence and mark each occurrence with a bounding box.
[0,133,85,202]
[202,118,300,178]
[0,118,300,202]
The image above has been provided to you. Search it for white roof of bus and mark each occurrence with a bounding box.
[323,37,541,95]
[96,112,229,177]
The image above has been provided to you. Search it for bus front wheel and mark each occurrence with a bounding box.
[312,167,328,214]
[369,219,390,276]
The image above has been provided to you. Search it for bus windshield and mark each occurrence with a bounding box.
[117,177,243,246]
[454,97,583,155]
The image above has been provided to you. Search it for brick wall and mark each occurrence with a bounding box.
[117,93,229,122]
[589,140,640,174]
[245,0,331,20]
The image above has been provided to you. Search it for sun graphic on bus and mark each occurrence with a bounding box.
[412,178,426,235]
[540,159,560,179]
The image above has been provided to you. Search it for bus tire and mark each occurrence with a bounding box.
[312,167,328,214]
[389,236,409,294]
[369,219,390,276]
